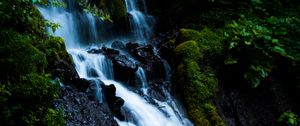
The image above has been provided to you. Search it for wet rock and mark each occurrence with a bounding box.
[49,60,79,83]
[102,84,125,121]
[102,47,120,55]
[131,45,154,64]
[126,42,140,51]
[87,68,99,78]
[112,55,138,81]
[58,85,118,126]
[87,48,102,54]
[112,40,125,50]
[70,78,91,92]
[86,79,105,100]
[148,81,167,101]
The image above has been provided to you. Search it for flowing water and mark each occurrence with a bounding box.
[38,0,192,126]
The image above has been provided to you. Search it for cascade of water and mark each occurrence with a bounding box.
[125,0,154,43]
[38,0,192,126]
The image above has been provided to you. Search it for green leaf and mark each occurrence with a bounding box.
[273,46,286,55]
[271,39,279,44]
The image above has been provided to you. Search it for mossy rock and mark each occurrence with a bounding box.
[177,60,217,102]
[175,60,224,126]
[176,28,225,56]
[36,36,72,64]
[175,40,203,61]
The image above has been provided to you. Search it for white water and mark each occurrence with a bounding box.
[38,0,192,126]
[125,0,154,43]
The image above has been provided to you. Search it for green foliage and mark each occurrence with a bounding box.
[36,36,72,64]
[0,0,67,125]
[45,20,61,33]
[77,0,113,22]
[278,112,298,126]
[0,30,47,81]
[223,14,300,87]
[1,74,63,125]
[175,40,202,61]
[0,0,47,37]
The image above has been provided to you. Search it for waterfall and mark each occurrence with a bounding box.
[125,0,154,43]
[38,0,192,126]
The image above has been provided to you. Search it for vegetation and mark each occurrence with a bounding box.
[278,112,299,126]
[174,28,225,126]
[164,0,300,125]
[0,0,69,125]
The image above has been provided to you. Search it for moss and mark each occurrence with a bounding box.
[36,36,72,64]
[203,103,226,126]
[176,28,225,56]
[177,28,203,45]
[175,40,203,61]
[175,60,224,126]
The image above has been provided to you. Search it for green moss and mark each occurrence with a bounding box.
[36,36,72,64]
[176,28,225,56]
[175,40,203,61]
[175,60,224,126]
[203,103,226,126]
[177,28,202,45]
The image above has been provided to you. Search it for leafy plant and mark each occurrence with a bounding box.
[223,13,300,87]
[278,112,298,126]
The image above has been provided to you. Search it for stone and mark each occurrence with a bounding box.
[102,47,120,55]
[112,55,138,81]
[87,48,103,54]
[111,40,125,50]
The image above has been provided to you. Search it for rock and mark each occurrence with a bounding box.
[87,48,102,54]
[58,85,118,126]
[102,84,125,121]
[130,45,154,64]
[112,55,138,81]
[70,78,91,92]
[49,60,79,83]
[125,42,140,51]
[111,40,125,50]
[102,47,120,55]
[87,68,99,78]
[147,80,167,101]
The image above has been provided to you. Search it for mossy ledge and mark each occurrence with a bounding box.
[173,28,226,126]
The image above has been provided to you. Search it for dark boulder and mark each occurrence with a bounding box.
[148,80,167,101]
[125,42,140,51]
[111,41,125,50]
[48,59,79,83]
[87,68,99,78]
[102,47,120,55]
[87,47,102,54]
[112,55,138,82]
[101,84,125,121]
[58,85,118,126]
[69,78,91,92]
